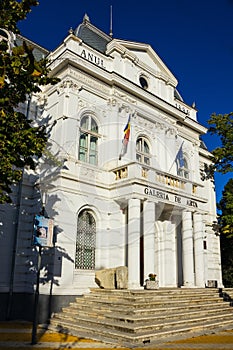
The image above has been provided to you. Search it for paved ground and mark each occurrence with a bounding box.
[1,321,233,349]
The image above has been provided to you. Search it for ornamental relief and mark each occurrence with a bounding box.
[57,79,81,94]
[134,114,168,133]
[70,71,109,95]
[80,166,96,179]
[118,103,130,114]
[112,89,136,105]
[133,114,178,139]
[165,127,178,137]
[79,165,103,184]
[77,98,87,111]
[200,161,205,169]
[107,98,117,107]
[187,148,195,157]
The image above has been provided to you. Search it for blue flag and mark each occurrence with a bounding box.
[176,142,184,168]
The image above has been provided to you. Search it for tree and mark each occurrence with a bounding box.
[205,112,233,178]
[206,113,233,286]
[218,178,233,238]
[218,179,233,287]
[0,0,58,203]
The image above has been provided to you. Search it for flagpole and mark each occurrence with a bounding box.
[119,115,131,160]
[168,140,184,173]
[109,5,113,38]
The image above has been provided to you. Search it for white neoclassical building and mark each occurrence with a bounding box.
[0,15,222,321]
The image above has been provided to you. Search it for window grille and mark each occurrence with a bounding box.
[75,210,96,270]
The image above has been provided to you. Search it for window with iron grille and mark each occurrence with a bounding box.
[75,210,96,270]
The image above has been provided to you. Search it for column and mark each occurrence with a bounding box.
[193,213,205,287]
[182,211,195,287]
[164,220,177,287]
[128,198,141,289]
[155,221,163,286]
[143,201,155,281]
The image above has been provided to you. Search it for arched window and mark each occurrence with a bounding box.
[177,157,189,179]
[75,210,96,270]
[79,115,99,165]
[139,76,148,90]
[136,137,150,165]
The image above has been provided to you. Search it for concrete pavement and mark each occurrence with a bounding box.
[1,321,233,349]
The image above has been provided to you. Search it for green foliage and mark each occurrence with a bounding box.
[206,112,233,176]
[218,179,233,237]
[218,179,233,287]
[0,1,59,203]
[221,233,233,287]
[0,0,38,33]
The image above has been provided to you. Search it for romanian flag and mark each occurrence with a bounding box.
[119,115,131,160]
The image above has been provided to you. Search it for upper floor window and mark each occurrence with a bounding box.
[136,137,150,165]
[79,115,99,165]
[177,157,189,179]
[139,75,148,90]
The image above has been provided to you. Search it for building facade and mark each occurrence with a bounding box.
[0,15,223,321]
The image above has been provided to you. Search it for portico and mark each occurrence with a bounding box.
[123,192,208,289]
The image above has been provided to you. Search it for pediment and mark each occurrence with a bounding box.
[106,39,177,87]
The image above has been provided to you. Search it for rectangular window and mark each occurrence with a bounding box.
[203,240,207,250]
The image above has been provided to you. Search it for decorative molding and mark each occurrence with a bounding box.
[57,79,81,94]
[107,98,117,107]
[71,71,109,94]
[112,89,136,105]
[165,127,177,137]
[77,98,87,110]
[80,166,96,179]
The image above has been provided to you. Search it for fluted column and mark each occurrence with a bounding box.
[182,211,195,287]
[193,213,205,287]
[143,201,155,281]
[128,198,141,289]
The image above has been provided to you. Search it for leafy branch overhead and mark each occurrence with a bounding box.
[207,112,233,176]
[0,0,59,203]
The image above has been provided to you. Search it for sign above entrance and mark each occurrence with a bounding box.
[144,186,198,208]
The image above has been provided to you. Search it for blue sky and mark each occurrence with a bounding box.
[18,0,233,202]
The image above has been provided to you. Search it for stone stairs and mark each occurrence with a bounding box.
[221,288,233,304]
[49,288,233,348]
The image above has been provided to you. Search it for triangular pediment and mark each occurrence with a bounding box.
[106,39,177,87]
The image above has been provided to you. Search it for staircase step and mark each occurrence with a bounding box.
[61,304,232,324]
[49,316,233,347]
[52,310,233,333]
[74,295,224,307]
[49,288,233,347]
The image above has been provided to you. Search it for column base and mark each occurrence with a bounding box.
[181,281,196,288]
[128,282,143,290]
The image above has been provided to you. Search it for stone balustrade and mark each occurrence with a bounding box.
[112,162,201,197]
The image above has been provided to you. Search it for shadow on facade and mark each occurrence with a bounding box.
[1,187,75,324]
